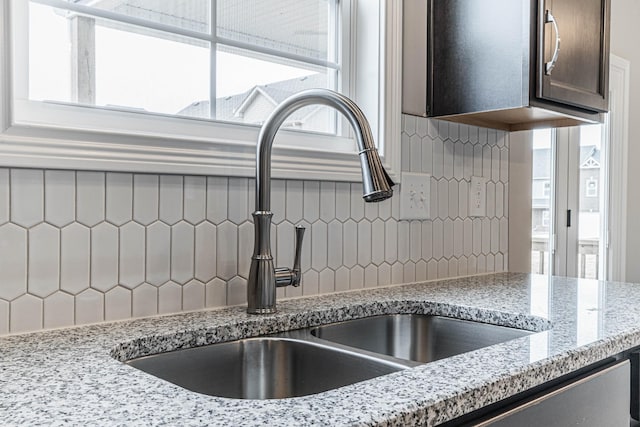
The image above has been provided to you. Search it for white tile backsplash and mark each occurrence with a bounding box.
[0,299,8,334]
[11,294,42,333]
[312,221,329,270]
[27,224,59,298]
[11,169,44,228]
[183,280,205,311]
[216,221,238,280]
[119,222,146,289]
[158,281,182,314]
[44,292,74,329]
[146,222,171,286]
[75,288,104,325]
[0,224,27,301]
[104,286,131,321]
[195,222,217,282]
[106,172,133,226]
[371,219,385,265]
[183,176,207,225]
[0,117,509,334]
[205,278,226,308]
[132,283,158,318]
[44,170,75,227]
[76,171,105,227]
[133,174,159,225]
[91,223,119,292]
[159,175,184,225]
[227,177,249,225]
[0,169,9,225]
[170,221,195,284]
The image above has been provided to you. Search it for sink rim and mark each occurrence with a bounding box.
[111,302,551,364]
[118,310,545,400]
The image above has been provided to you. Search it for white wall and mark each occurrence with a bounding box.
[507,131,532,273]
[609,0,640,282]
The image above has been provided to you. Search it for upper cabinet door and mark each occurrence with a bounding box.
[537,0,610,112]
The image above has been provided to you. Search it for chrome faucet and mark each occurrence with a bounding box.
[247,89,395,314]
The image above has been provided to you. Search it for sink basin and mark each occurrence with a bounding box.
[310,314,533,363]
[126,337,405,399]
[124,314,532,398]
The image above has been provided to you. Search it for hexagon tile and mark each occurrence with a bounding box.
[0,116,509,334]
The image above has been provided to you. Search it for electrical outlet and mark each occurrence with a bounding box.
[399,172,431,220]
[469,176,486,217]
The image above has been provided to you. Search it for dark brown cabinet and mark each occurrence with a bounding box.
[402,0,611,131]
[538,0,610,112]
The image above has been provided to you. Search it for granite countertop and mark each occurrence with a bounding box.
[3,272,640,426]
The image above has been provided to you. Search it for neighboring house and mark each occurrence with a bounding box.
[531,145,601,234]
[578,146,601,241]
[579,146,601,212]
[178,74,332,132]
[532,147,552,233]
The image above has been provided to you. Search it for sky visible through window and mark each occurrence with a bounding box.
[29,3,317,115]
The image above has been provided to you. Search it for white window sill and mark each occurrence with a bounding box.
[0,98,400,181]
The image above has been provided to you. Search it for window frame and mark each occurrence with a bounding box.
[0,0,401,182]
[586,176,598,198]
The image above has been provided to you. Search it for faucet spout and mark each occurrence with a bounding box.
[247,89,395,314]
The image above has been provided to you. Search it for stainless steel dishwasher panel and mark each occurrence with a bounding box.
[474,360,630,427]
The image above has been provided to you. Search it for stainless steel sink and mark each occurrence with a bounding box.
[125,314,533,399]
[126,337,405,399]
[310,314,533,363]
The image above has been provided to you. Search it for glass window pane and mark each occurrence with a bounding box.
[27,1,340,133]
[63,0,211,34]
[217,0,335,62]
[179,45,335,133]
[532,129,553,275]
[577,124,604,279]
[28,3,210,116]
[95,25,210,115]
[29,3,72,103]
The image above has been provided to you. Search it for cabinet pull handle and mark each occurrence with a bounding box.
[545,10,561,75]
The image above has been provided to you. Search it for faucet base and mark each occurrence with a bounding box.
[247,211,277,314]
[247,307,277,315]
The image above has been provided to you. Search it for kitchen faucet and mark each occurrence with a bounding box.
[247,88,395,314]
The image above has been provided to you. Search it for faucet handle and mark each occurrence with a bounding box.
[291,225,306,287]
[275,225,305,288]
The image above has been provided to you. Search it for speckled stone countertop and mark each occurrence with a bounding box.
[3,272,640,426]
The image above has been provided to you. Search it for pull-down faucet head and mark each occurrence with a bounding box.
[248,88,395,314]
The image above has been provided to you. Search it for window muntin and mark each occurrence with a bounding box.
[216,0,335,62]
[59,0,212,33]
[26,0,340,133]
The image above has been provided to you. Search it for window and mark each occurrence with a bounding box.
[543,181,551,198]
[0,1,402,179]
[27,0,339,133]
[586,177,598,198]
[542,210,550,227]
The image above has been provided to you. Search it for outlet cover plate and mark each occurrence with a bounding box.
[399,172,431,220]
